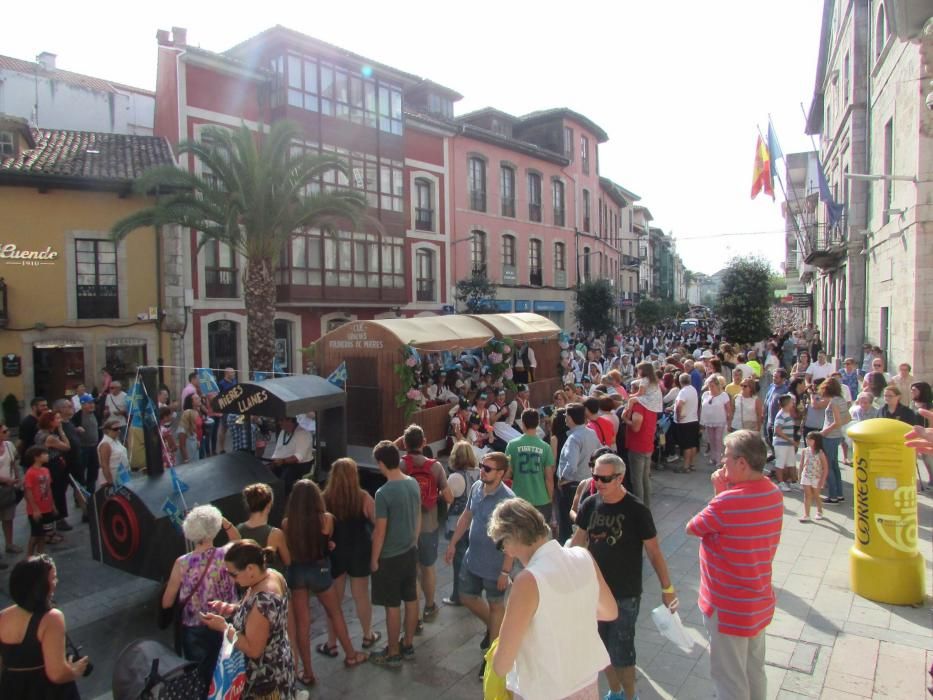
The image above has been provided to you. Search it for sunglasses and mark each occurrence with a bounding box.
[592,473,618,484]
[480,464,501,473]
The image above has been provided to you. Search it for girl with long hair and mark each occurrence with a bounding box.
[282,480,366,685]
[321,459,379,653]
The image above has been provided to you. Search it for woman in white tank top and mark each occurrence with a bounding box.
[96,418,129,488]
[488,499,617,700]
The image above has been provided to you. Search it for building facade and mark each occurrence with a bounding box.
[0,52,154,135]
[805,0,932,377]
[0,116,177,406]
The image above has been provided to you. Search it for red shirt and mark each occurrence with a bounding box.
[626,402,657,455]
[687,478,783,636]
[587,416,616,447]
[24,465,54,516]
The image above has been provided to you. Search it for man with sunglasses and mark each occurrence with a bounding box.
[444,451,514,677]
[570,453,676,700]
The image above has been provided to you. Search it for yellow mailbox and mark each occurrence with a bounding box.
[847,418,924,605]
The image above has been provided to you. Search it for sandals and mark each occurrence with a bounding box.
[361,631,382,649]
[315,642,339,658]
[298,673,316,687]
[344,651,368,668]
[422,603,439,621]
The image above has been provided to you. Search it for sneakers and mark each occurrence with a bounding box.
[603,691,626,700]
[442,597,461,607]
[779,482,791,492]
[370,648,402,669]
[665,455,680,464]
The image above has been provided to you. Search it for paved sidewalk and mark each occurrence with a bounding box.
[1,460,929,699]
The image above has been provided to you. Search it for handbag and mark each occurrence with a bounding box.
[157,549,217,655]
[0,442,22,508]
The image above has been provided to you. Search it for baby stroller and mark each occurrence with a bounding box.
[112,639,205,700]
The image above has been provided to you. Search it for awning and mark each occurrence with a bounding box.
[370,315,494,352]
[468,312,561,342]
[214,375,345,418]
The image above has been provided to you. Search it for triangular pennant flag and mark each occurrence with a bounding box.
[327,361,348,389]
[170,467,190,495]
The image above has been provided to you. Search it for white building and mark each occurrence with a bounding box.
[0,52,153,134]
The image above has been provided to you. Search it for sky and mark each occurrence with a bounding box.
[4,0,824,275]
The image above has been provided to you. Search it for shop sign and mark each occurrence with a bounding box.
[1,244,59,266]
[327,322,384,350]
[2,354,21,377]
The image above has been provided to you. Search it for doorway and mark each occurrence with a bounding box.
[208,320,238,371]
[33,344,85,400]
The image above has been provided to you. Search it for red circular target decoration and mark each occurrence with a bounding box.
[100,494,140,561]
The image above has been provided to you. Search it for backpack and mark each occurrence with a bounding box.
[402,454,439,511]
[448,469,478,520]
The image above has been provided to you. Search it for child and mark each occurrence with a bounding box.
[22,446,58,554]
[772,395,798,493]
[798,432,829,521]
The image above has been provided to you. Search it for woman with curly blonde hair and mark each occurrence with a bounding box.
[321,458,379,652]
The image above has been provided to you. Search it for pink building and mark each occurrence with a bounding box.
[450,108,630,328]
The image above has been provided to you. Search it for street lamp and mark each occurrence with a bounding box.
[0,278,7,329]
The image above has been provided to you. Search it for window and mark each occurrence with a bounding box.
[204,241,237,298]
[75,239,118,319]
[415,248,436,302]
[843,53,850,105]
[554,242,566,271]
[286,55,319,112]
[563,127,574,160]
[274,320,293,373]
[471,230,487,275]
[583,246,591,282]
[529,239,542,287]
[468,157,486,212]
[552,179,565,227]
[379,158,404,212]
[427,93,453,119]
[581,136,590,174]
[0,131,13,157]
[500,166,515,217]
[582,189,591,233]
[527,172,542,222]
[883,118,893,223]
[378,82,403,135]
[414,178,434,231]
[880,306,889,356]
[279,228,402,289]
[208,320,238,371]
[501,234,516,267]
[875,5,890,60]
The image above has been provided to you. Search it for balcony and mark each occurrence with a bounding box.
[205,267,238,298]
[501,199,515,218]
[469,191,486,212]
[529,268,543,287]
[619,291,640,308]
[77,287,118,319]
[529,203,542,222]
[583,217,590,232]
[801,219,848,270]
[416,279,436,302]
[621,254,640,268]
[415,208,434,232]
[553,208,565,227]
[472,263,487,277]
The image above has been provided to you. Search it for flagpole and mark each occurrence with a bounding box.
[763,118,811,259]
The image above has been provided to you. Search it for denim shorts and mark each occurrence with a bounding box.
[286,559,333,594]
[598,595,640,668]
[459,567,505,603]
[417,528,440,567]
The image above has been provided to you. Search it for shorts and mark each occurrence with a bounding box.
[330,541,372,579]
[286,559,333,594]
[598,595,640,668]
[417,528,440,567]
[674,421,700,450]
[29,512,55,538]
[371,547,418,608]
[459,567,505,603]
[773,445,797,469]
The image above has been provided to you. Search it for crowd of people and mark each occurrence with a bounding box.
[1,318,930,700]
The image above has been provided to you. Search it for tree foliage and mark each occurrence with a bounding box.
[716,256,774,344]
[111,121,367,374]
[455,272,498,314]
[574,279,616,335]
[635,298,689,328]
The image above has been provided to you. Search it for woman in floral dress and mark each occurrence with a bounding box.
[203,540,295,699]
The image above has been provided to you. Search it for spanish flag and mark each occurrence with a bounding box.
[751,135,774,200]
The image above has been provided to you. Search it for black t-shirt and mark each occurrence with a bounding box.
[18,415,39,467]
[576,492,657,599]
[551,410,569,457]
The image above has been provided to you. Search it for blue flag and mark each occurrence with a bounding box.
[767,122,783,179]
[161,498,183,531]
[125,382,148,429]
[327,361,348,389]
[197,368,220,395]
[816,157,845,227]
[116,461,131,487]
[170,467,189,495]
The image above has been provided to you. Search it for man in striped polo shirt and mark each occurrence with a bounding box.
[686,429,783,700]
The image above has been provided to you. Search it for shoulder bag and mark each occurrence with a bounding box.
[157,548,216,655]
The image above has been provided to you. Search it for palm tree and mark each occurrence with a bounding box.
[112,121,366,375]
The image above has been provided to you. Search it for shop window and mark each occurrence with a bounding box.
[106,343,147,387]
[274,319,292,374]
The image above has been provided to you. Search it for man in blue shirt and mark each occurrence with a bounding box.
[765,369,790,446]
[444,451,514,677]
[556,402,602,542]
